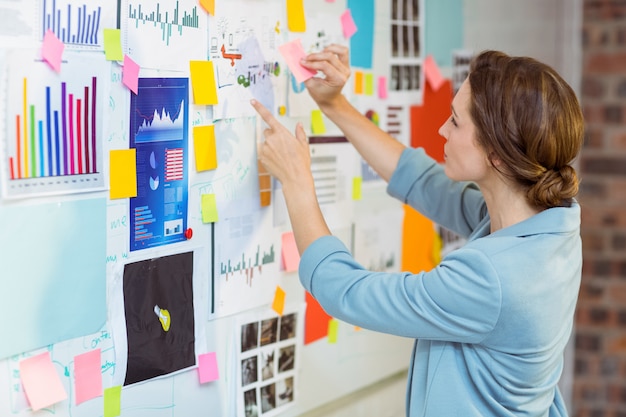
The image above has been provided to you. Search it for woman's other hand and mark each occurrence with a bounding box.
[302,44,351,110]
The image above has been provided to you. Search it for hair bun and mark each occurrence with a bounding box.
[527,165,579,208]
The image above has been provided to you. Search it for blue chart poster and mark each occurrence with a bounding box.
[129,78,189,251]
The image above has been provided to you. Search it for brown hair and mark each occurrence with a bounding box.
[468,50,584,209]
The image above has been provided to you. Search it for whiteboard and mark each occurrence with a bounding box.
[0,0,422,416]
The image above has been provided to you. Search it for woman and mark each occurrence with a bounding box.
[251,45,583,416]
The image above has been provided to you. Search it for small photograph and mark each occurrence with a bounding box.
[279,313,297,341]
[261,350,275,381]
[260,317,278,346]
[411,0,419,20]
[244,388,259,417]
[410,65,421,91]
[278,345,295,373]
[242,322,259,352]
[242,356,258,386]
[391,24,399,57]
[391,65,400,91]
[260,383,276,414]
[400,66,411,91]
[412,25,420,57]
[276,377,294,407]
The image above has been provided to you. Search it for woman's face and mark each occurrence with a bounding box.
[438,79,491,184]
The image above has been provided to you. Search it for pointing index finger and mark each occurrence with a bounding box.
[250,99,279,129]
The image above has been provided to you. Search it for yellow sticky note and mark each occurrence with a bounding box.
[328,319,339,343]
[365,73,374,96]
[103,29,123,61]
[286,0,306,32]
[190,61,218,105]
[103,385,121,417]
[354,71,364,94]
[272,286,286,316]
[201,193,219,223]
[311,110,326,134]
[352,177,362,200]
[194,125,217,171]
[199,0,215,15]
[109,149,137,199]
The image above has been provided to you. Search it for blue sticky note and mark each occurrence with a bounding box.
[347,0,375,69]
[0,198,107,359]
[425,0,463,67]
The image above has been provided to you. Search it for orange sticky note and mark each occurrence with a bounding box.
[109,149,137,199]
[278,39,316,83]
[104,386,121,417]
[258,160,272,207]
[198,352,219,383]
[352,177,362,200]
[311,109,326,134]
[122,55,140,94]
[42,29,64,72]
[341,9,358,39]
[328,319,339,343]
[199,0,215,15]
[424,55,446,91]
[378,76,388,99]
[281,231,300,272]
[190,61,218,105]
[201,193,219,223]
[354,71,364,94]
[20,352,67,411]
[74,349,102,405]
[272,286,286,316]
[194,125,217,171]
[286,0,306,32]
[103,29,123,61]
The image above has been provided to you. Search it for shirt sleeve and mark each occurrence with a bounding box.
[387,147,487,238]
[299,235,502,343]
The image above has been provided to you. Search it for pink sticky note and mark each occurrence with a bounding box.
[198,352,219,384]
[424,55,446,92]
[378,76,388,99]
[41,29,64,72]
[74,349,102,405]
[278,39,316,84]
[122,55,140,94]
[341,9,358,39]
[20,352,67,411]
[281,231,301,272]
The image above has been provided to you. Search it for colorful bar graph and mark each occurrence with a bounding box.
[42,0,102,46]
[8,77,98,181]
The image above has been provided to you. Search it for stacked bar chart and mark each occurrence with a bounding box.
[2,50,105,198]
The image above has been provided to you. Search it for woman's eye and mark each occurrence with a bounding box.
[450,117,457,127]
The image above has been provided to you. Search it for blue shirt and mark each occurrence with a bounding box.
[299,148,581,416]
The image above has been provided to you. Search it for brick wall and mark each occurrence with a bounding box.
[575,1,626,416]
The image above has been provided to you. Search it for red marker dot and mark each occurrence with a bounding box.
[185,228,193,240]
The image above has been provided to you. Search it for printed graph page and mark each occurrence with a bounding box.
[122,0,209,71]
[1,49,108,198]
[0,0,118,50]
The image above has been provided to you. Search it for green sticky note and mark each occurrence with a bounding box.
[194,125,217,171]
[328,319,339,344]
[365,73,374,95]
[352,177,362,200]
[201,194,219,223]
[311,110,326,134]
[103,385,121,417]
[103,29,123,61]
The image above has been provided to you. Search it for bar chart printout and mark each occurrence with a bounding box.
[129,78,189,251]
[2,50,106,198]
[40,0,119,48]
